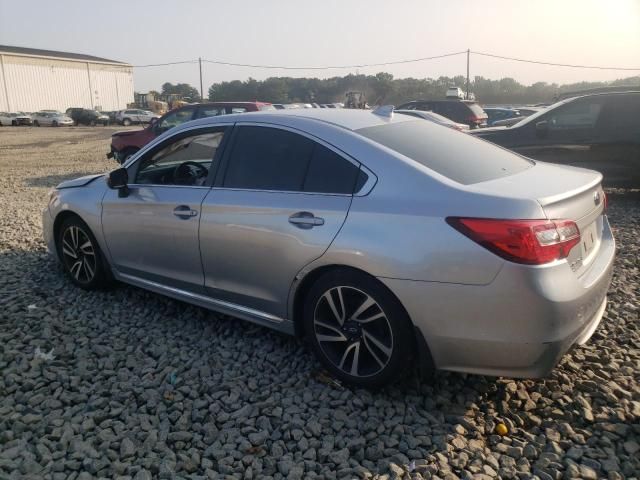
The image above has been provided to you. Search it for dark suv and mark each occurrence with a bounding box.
[395,100,488,128]
[66,108,110,126]
[108,101,273,163]
[471,92,640,188]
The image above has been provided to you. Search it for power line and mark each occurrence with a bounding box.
[132,60,198,68]
[201,51,467,70]
[472,51,640,71]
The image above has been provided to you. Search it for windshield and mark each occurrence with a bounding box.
[357,120,532,185]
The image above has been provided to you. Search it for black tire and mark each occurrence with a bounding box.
[52,121,58,127]
[303,269,415,388]
[122,118,132,126]
[34,120,40,127]
[12,120,17,126]
[56,216,111,290]
[90,120,97,126]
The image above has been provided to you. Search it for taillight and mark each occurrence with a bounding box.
[466,115,483,123]
[447,218,581,265]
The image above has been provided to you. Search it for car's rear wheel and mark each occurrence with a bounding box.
[52,120,58,127]
[304,269,415,388]
[123,118,132,126]
[12,120,17,126]
[90,120,97,126]
[57,216,111,290]
[34,120,40,127]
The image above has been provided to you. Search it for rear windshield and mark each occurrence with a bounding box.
[467,103,487,117]
[258,105,276,111]
[356,120,532,185]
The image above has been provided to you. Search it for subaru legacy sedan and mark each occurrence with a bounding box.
[43,109,615,388]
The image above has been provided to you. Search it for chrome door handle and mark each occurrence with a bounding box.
[288,211,325,229]
[173,205,198,219]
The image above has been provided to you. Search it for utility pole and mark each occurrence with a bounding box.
[199,57,204,101]
[466,49,470,100]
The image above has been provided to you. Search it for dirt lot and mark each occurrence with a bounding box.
[0,126,638,480]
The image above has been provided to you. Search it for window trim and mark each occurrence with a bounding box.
[215,122,376,196]
[126,124,233,189]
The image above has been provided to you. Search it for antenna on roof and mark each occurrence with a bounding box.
[372,105,394,118]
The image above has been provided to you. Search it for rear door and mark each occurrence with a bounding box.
[199,124,362,319]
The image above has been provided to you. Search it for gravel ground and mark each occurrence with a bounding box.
[0,126,638,480]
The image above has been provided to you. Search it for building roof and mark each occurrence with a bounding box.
[0,45,130,65]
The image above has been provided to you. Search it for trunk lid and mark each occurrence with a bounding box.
[469,161,605,276]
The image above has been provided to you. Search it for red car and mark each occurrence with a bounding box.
[108,101,274,163]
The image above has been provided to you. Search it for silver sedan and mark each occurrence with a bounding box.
[43,108,615,387]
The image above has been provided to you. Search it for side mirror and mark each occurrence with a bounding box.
[107,168,129,197]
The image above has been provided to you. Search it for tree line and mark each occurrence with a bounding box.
[153,74,640,106]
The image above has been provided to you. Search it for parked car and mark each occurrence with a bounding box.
[65,108,110,126]
[483,107,522,126]
[0,112,32,126]
[116,109,160,126]
[46,109,614,388]
[103,111,120,124]
[32,111,74,127]
[395,100,488,128]
[108,101,273,163]
[396,109,469,131]
[471,92,640,188]
[446,86,465,99]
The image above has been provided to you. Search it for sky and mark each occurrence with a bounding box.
[1,0,639,93]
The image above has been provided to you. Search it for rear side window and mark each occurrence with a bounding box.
[224,126,361,194]
[547,98,603,129]
[224,127,314,191]
[357,120,532,185]
[303,145,360,194]
[198,107,225,118]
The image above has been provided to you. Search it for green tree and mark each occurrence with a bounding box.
[161,82,201,102]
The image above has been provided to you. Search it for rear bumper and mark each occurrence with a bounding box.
[381,216,615,378]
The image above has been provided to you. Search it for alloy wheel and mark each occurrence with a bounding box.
[313,286,393,378]
[61,226,97,283]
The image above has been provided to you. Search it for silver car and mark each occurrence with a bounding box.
[43,109,615,387]
[32,111,74,127]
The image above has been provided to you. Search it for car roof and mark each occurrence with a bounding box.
[174,108,417,133]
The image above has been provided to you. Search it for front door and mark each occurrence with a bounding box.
[101,126,229,292]
[200,124,363,318]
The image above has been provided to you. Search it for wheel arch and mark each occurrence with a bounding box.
[52,210,85,257]
[290,263,436,376]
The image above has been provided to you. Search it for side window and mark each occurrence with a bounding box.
[157,108,195,133]
[231,107,248,114]
[135,130,225,186]
[547,99,603,130]
[223,127,314,191]
[596,95,640,134]
[303,144,360,194]
[197,107,225,119]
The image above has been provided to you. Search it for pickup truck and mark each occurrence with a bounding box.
[108,101,274,163]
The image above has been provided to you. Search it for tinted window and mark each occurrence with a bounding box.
[547,98,603,129]
[303,145,360,194]
[224,127,314,191]
[198,107,225,118]
[357,120,532,185]
[157,108,195,133]
[231,107,248,113]
[135,131,225,186]
[596,95,640,133]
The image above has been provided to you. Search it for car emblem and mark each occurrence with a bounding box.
[593,191,601,206]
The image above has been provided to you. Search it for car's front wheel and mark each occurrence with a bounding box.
[304,269,415,388]
[122,118,132,126]
[57,216,111,290]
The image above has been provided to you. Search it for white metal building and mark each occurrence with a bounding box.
[0,45,133,112]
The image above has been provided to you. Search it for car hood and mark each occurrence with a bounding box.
[57,174,104,189]
[112,128,147,137]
